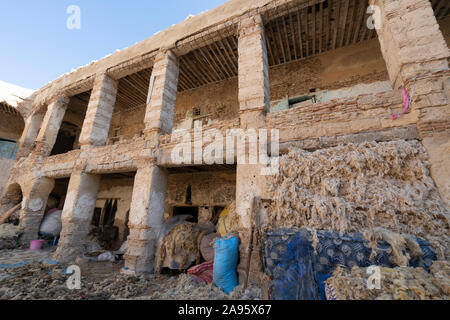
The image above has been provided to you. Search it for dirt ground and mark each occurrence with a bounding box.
[0,248,261,300]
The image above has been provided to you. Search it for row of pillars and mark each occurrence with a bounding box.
[11,1,450,275]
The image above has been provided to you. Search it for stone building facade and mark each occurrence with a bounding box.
[1,0,449,279]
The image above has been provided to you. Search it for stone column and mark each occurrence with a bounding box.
[124,160,168,274]
[124,49,179,274]
[34,95,70,156]
[18,177,54,244]
[371,0,450,208]
[53,169,100,263]
[16,111,45,158]
[370,0,449,89]
[236,14,270,284]
[143,49,179,139]
[78,73,118,147]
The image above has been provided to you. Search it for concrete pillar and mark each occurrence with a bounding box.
[53,170,100,263]
[34,95,69,156]
[18,177,54,244]
[78,73,118,147]
[235,14,270,284]
[143,50,179,139]
[124,49,179,274]
[371,0,450,208]
[124,161,168,274]
[16,111,45,158]
[370,0,449,89]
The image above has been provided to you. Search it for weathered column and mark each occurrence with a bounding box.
[124,49,179,274]
[54,169,100,263]
[18,177,54,244]
[78,73,118,147]
[236,14,270,283]
[34,95,70,156]
[371,0,450,208]
[370,0,449,89]
[143,49,179,139]
[124,160,168,274]
[16,110,45,158]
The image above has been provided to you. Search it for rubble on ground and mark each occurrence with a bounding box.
[0,224,22,250]
[267,140,450,261]
[325,260,450,300]
[0,259,261,300]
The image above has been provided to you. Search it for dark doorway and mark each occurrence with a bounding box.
[172,206,199,223]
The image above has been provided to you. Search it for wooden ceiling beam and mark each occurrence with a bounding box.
[192,50,216,83]
[281,16,292,62]
[210,42,230,79]
[352,0,366,44]
[197,47,222,82]
[201,45,227,81]
[289,11,298,59]
[275,19,287,63]
[296,9,304,59]
[312,3,316,55]
[339,0,350,48]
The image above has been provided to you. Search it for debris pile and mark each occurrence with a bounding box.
[0,262,154,300]
[0,261,261,300]
[325,261,450,300]
[0,224,22,250]
[267,140,450,260]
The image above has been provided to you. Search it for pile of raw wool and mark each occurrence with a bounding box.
[267,140,450,260]
[325,261,450,300]
[156,222,203,272]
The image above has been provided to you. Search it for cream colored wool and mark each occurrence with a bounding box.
[326,261,450,300]
[267,140,450,261]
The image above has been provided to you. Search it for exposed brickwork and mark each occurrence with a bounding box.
[33,96,70,157]
[79,74,118,147]
[371,0,450,88]
[144,50,179,136]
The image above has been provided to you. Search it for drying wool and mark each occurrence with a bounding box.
[156,222,203,272]
[267,140,450,261]
[325,261,450,300]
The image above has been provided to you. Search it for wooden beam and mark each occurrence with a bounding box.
[211,41,233,79]
[268,21,281,65]
[289,11,298,59]
[325,1,331,52]
[312,2,316,55]
[275,18,287,63]
[281,15,292,62]
[345,0,357,46]
[318,1,323,53]
[331,0,340,50]
[339,0,350,48]
[303,7,310,56]
[297,9,304,59]
[352,0,366,44]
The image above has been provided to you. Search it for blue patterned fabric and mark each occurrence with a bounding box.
[262,228,437,300]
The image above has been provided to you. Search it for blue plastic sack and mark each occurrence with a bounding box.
[213,236,239,294]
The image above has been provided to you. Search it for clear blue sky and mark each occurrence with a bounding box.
[0,0,228,90]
